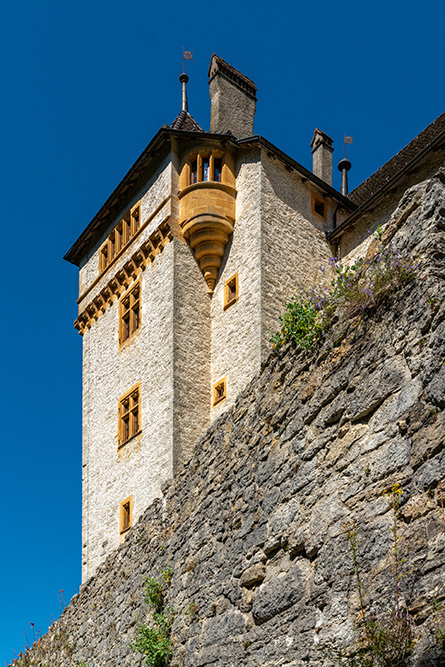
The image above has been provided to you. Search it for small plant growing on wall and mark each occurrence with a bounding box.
[131,567,174,667]
[324,485,416,666]
[271,236,417,351]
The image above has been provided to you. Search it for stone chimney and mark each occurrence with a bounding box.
[208,54,257,137]
[311,129,334,186]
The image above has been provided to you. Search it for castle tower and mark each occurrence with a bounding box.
[65,57,353,582]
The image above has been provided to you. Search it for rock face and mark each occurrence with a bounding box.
[18,170,445,665]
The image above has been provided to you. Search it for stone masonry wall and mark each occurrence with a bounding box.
[210,150,263,420]
[260,153,335,359]
[81,240,175,582]
[20,170,445,665]
[172,233,211,470]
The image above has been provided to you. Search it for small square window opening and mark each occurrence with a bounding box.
[119,496,133,534]
[212,377,227,406]
[224,273,239,310]
[311,192,327,221]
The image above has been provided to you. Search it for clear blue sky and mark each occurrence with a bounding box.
[1,0,443,662]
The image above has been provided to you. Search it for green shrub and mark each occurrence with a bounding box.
[131,568,174,667]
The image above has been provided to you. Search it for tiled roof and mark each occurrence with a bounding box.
[170,110,203,132]
[349,112,445,207]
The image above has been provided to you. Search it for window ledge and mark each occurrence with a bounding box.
[118,430,142,449]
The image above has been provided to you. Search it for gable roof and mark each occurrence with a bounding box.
[349,112,445,207]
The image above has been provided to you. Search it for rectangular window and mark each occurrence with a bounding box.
[212,377,227,406]
[123,213,131,244]
[191,160,198,184]
[116,222,123,253]
[214,158,222,182]
[131,204,140,235]
[202,157,210,182]
[118,383,141,447]
[109,235,115,261]
[100,245,109,272]
[223,273,238,310]
[311,192,327,221]
[119,496,133,534]
[98,200,142,276]
[119,280,141,346]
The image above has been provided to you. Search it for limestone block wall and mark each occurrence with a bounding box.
[81,241,175,582]
[19,170,445,666]
[172,234,211,470]
[210,150,263,420]
[259,153,335,356]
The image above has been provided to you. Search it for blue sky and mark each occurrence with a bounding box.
[1,0,443,662]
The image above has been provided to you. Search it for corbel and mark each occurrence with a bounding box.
[132,249,145,269]
[93,294,105,313]
[123,259,137,279]
[116,269,127,286]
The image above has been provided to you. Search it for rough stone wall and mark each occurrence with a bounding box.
[209,75,256,137]
[210,150,263,420]
[260,153,335,357]
[81,241,175,582]
[22,170,445,666]
[339,150,445,265]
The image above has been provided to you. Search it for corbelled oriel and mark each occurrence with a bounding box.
[179,146,236,293]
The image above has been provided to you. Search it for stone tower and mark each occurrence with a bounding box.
[65,55,354,582]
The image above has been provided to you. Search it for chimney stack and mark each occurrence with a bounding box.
[208,55,257,137]
[311,129,334,186]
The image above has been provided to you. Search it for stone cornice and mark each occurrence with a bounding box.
[74,219,173,335]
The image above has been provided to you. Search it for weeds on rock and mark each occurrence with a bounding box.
[271,237,417,351]
[324,485,415,666]
[131,567,174,667]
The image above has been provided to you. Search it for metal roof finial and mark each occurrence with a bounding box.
[179,73,189,113]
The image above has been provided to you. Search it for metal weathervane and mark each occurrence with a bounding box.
[183,48,194,73]
[344,135,353,158]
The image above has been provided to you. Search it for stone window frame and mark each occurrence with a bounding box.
[184,149,225,186]
[212,377,227,407]
[119,278,141,348]
[223,272,239,310]
[119,495,133,535]
[311,192,327,221]
[99,200,141,274]
[118,382,141,448]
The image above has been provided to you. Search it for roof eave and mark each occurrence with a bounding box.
[237,135,357,209]
[327,129,445,242]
